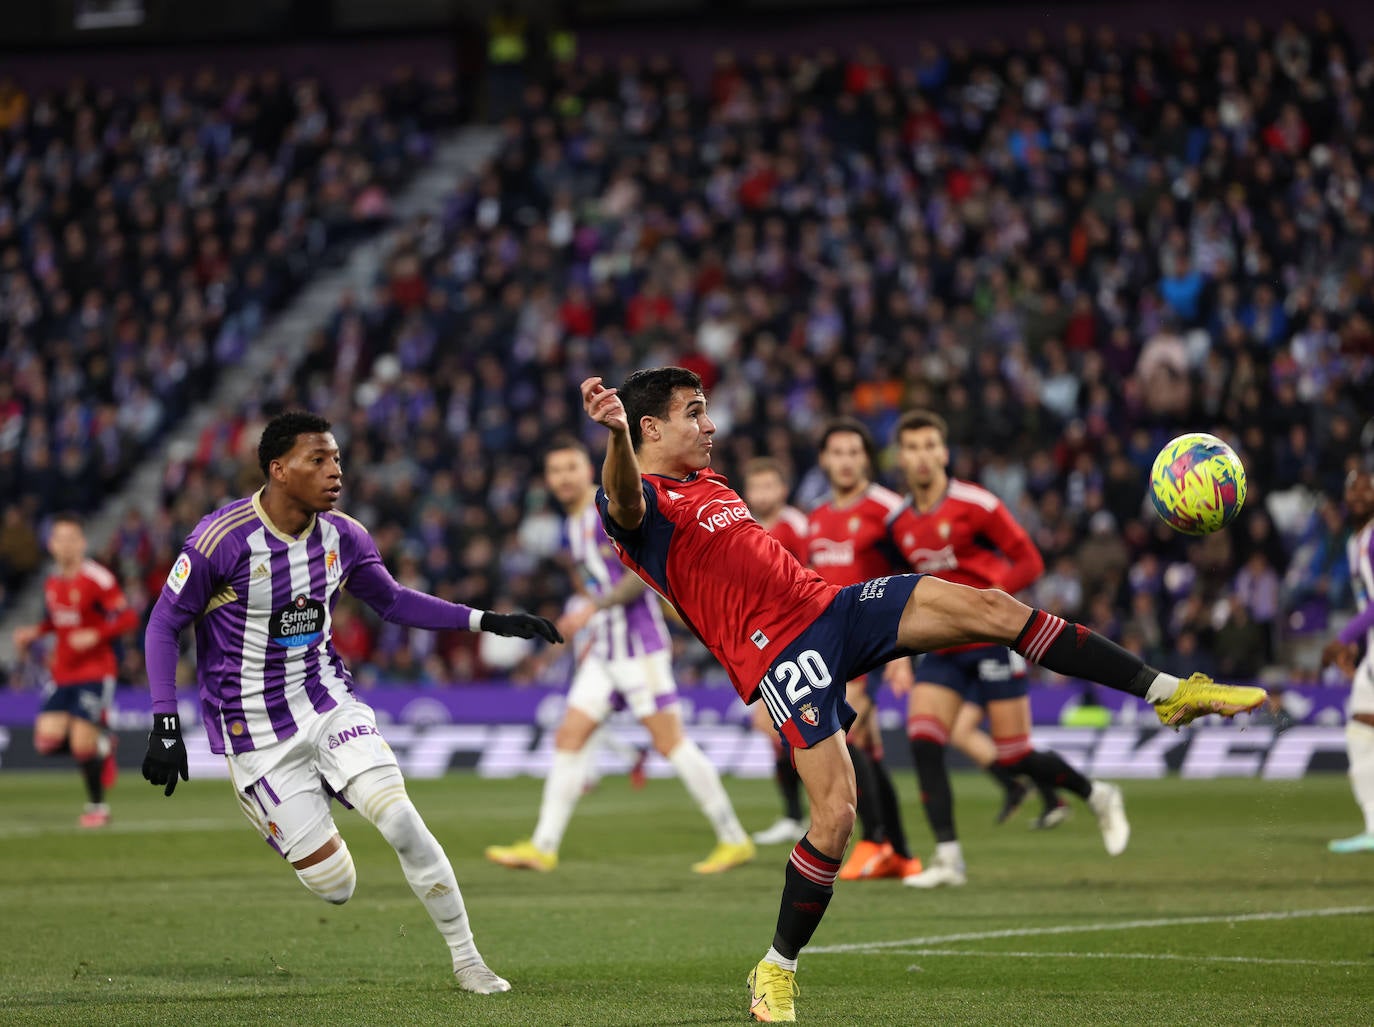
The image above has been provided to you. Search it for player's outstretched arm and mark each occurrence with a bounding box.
[581,376,644,531]
[557,575,646,638]
[346,560,563,644]
[142,595,192,796]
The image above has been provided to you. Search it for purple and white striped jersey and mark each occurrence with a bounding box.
[565,502,671,662]
[160,492,383,755]
[1349,520,1374,654]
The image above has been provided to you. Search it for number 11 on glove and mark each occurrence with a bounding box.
[142,713,189,796]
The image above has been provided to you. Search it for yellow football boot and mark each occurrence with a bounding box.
[692,838,756,874]
[1153,673,1266,728]
[747,959,798,1022]
[484,839,557,871]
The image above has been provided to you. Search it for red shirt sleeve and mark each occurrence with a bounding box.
[981,502,1044,594]
[96,577,139,641]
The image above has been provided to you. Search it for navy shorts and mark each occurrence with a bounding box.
[756,574,922,749]
[40,680,113,724]
[915,646,1028,705]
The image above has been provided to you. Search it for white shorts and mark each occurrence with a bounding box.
[1351,659,1374,717]
[567,650,678,722]
[225,698,397,860]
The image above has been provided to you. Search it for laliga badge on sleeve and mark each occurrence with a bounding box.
[167,553,192,594]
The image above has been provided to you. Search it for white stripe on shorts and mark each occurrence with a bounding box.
[759,678,788,726]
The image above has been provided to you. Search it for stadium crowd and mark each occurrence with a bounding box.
[0,63,460,617]
[7,15,1374,691]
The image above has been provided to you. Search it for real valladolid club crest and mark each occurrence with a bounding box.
[799,703,820,727]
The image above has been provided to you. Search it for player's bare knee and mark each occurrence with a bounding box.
[33,736,64,755]
[976,588,1026,642]
[809,800,855,854]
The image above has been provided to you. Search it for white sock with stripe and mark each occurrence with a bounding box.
[352,766,480,967]
[295,840,356,904]
[668,739,749,844]
[532,748,589,854]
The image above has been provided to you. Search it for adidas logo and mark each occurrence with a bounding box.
[667,491,683,501]
[251,563,270,579]
[425,883,451,899]
[162,738,177,749]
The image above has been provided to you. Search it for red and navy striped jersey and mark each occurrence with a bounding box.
[597,468,839,702]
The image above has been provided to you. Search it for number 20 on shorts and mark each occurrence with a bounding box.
[771,649,833,703]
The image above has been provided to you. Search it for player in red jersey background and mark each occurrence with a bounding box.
[12,513,138,827]
[805,418,920,881]
[888,411,1129,889]
[742,457,813,846]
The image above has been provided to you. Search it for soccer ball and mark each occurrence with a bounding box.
[1148,432,1247,535]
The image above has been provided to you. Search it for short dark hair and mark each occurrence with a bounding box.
[818,417,878,473]
[742,456,788,483]
[50,511,83,530]
[258,411,333,477]
[543,434,589,465]
[618,367,703,450]
[894,409,949,443]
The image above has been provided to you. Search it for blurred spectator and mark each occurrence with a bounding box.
[17,16,1374,688]
[0,62,458,614]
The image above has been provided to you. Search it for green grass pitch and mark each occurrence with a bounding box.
[0,769,1370,1026]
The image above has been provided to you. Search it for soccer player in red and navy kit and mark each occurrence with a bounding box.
[12,513,137,827]
[742,457,812,846]
[888,411,1128,890]
[805,419,921,882]
[582,367,1265,1023]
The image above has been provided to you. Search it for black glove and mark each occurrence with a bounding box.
[142,713,189,796]
[483,611,564,644]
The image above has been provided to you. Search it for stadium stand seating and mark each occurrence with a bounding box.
[0,64,459,617]
[8,17,1374,688]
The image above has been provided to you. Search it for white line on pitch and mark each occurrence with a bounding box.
[809,906,1374,955]
[880,949,1370,967]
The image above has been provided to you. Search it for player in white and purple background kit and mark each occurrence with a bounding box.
[485,436,755,874]
[1322,468,1374,854]
[140,411,563,995]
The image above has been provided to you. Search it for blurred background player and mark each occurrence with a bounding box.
[140,411,563,994]
[486,437,754,874]
[574,680,650,795]
[890,410,1129,889]
[12,512,136,828]
[806,418,920,881]
[1321,467,1374,854]
[742,457,811,845]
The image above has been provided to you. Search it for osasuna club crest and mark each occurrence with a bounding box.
[798,703,820,727]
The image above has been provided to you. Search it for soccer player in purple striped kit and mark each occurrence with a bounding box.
[485,436,754,874]
[140,412,564,995]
